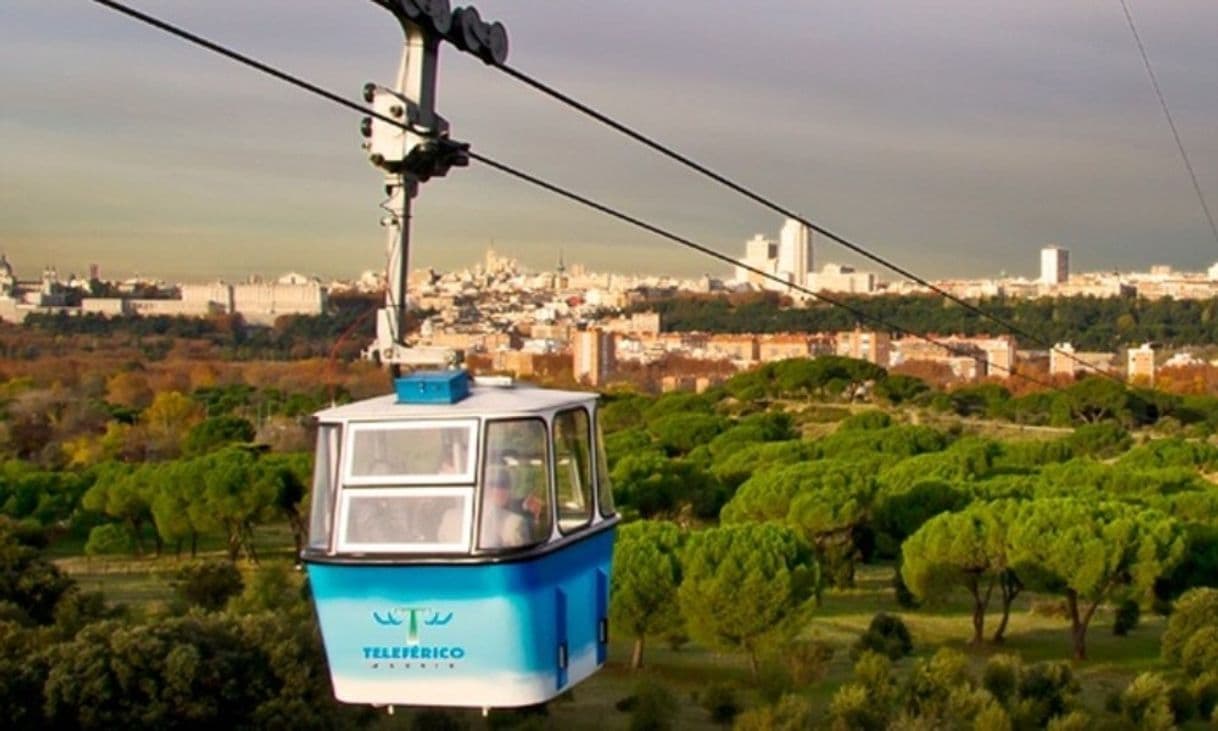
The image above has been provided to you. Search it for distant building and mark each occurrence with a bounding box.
[1209,262,1218,281]
[1127,343,1156,386]
[758,333,833,362]
[734,234,778,287]
[808,264,877,294]
[776,219,813,290]
[573,328,615,386]
[1050,342,1116,378]
[734,219,815,296]
[231,273,325,325]
[706,334,760,366]
[1040,245,1069,285]
[836,328,891,367]
[895,338,988,381]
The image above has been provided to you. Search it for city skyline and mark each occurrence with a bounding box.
[4,1,1218,281]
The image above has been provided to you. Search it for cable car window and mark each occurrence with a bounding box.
[479,419,551,550]
[344,420,476,485]
[338,487,472,553]
[594,412,615,518]
[554,408,593,533]
[308,424,341,550]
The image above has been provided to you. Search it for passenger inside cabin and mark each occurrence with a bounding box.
[479,467,545,549]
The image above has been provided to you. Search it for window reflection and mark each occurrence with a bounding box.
[480,420,551,550]
[554,409,593,533]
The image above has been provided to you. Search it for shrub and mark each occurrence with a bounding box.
[839,410,893,431]
[828,684,887,731]
[173,560,243,612]
[83,524,132,557]
[627,681,678,731]
[784,638,834,686]
[1120,673,1177,730]
[854,613,913,660]
[1182,627,1218,676]
[736,694,817,731]
[1163,588,1218,663]
[1191,673,1218,721]
[982,654,1021,705]
[698,682,739,725]
[893,567,920,609]
[1114,599,1141,636]
[1045,711,1093,731]
[1016,661,1079,727]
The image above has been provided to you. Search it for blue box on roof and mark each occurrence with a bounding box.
[394,370,471,405]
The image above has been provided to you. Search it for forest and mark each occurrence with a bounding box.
[637,291,1218,351]
[1,351,1218,728]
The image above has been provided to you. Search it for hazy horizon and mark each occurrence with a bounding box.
[3,0,1217,282]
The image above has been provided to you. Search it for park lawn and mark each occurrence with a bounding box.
[55,533,1173,729]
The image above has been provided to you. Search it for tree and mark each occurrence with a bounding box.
[1009,499,1184,660]
[81,462,156,556]
[0,527,74,624]
[199,448,275,561]
[647,413,727,456]
[610,450,724,520]
[723,460,874,586]
[903,505,1008,645]
[140,390,203,460]
[610,521,684,669]
[174,560,244,612]
[677,524,818,675]
[44,616,272,729]
[255,453,311,558]
[1161,588,1218,664]
[183,416,256,457]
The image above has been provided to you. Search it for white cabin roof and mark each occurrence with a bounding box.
[314,384,598,422]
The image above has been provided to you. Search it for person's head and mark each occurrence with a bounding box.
[486,468,512,507]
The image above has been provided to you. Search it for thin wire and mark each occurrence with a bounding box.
[492,63,1124,383]
[88,0,1058,390]
[468,152,1055,388]
[1116,0,1218,248]
[89,0,430,137]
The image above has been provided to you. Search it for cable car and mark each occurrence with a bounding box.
[302,370,619,709]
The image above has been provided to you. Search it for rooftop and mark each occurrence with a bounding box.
[315,382,598,422]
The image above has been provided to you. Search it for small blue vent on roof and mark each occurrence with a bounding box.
[394,370,471,405]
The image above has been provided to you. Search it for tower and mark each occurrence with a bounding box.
[1040,245,1069,285]
[777,219,813,289]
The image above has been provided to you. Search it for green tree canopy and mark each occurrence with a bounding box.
[677,524,818,675]
[610,521,684,670]
[1009,499,1184,660]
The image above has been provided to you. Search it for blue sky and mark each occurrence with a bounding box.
[2,0,1217,281]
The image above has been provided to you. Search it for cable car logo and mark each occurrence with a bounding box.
[372,607,454,645]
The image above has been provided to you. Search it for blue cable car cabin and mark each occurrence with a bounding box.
[303,373,618,709]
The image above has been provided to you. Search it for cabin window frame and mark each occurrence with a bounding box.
[341,418,478,486]
[309,423,342,553]
[594,409,616,519]
[476,416,554,552]
[553,406,595,535]
[335,486,474,554]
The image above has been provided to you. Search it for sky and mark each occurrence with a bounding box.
[2,0,1217,282]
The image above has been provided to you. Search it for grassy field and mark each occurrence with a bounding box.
[56,536,1181,729]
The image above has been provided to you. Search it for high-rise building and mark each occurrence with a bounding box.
[1040,246,1069,285]
[573,328,615,386]
[777,219,813,289]
[734,234,778,287]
